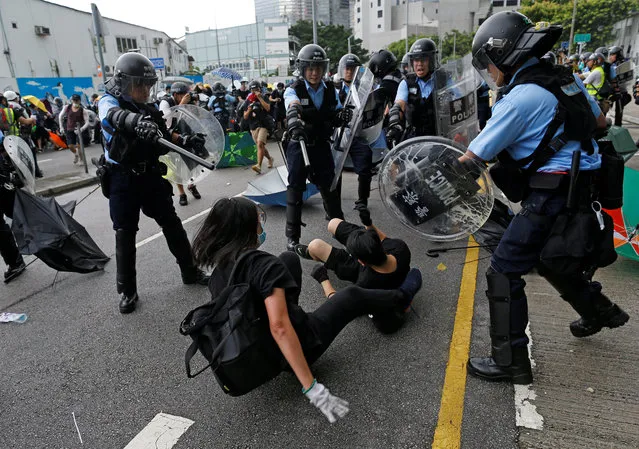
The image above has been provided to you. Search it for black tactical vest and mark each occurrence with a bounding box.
[292,79,338,142]
[499,60,597,162]
[106,95,169,166]
[405,73,437,136]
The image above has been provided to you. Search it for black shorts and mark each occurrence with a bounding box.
[324,221,364,283]
[65,130,78,145]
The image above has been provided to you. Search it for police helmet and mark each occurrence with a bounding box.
[595,46,609,58]
[368,50,397,78]
[568,54,579,63]
[609,46,624,60]
[338,53,361,80]
[3,90,18,101]
[541,51,557,65]
[400,54,410,74]
[472,12,562,89]
[581,51,592,62]
[170,82,190,95]
[588,52,604,64]
[212,82,226,95]
[296,44,330,78]
[105,52,158,99]
[407,38,439,72]
[248,80,261,91]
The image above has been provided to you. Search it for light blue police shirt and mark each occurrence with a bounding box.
[394,76,435,103]
[284,80,342,110]
[468,58,602,172]
[98,93,120,164]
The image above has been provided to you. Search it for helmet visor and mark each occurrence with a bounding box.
[338,61,359,82]
[472,47,500,92]
[118,74,158,101]
[301,60,329,78]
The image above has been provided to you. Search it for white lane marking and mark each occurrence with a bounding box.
[38,158,52,163]
[514,324,544,430]
[123,413,194,449]
[135,207,211,249]
[72,412,83,444]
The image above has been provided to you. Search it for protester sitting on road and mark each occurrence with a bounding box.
[294,210,413,333]
[191,196,422,423]
[59,94,90,164]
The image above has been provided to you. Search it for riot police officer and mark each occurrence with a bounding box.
[368,49,402,106]
[387,38,440,144]
[400,54,410,77]
[208,82,234,131]
[98,52,209,314]
[336,53,376,211]
[608,46,630,126]
[463,11,628,384]
[283,44,352,251]
[0,142,26,283]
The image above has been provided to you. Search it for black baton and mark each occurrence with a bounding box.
[566,150,581,210]
[156,137,215,171]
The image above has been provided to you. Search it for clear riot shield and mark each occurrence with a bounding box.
[614,60,635,88]
[433,54,481,147]
[330,66,376,191]
[3,136,36,194]
[161,105,225,185]
[378,136,494,242]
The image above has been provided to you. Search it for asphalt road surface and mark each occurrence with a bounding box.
[0,147,519,448]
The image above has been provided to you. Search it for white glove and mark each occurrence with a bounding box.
[304,380,349,423]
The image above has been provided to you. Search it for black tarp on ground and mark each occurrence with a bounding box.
[11,189,109,273]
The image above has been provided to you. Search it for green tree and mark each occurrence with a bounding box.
[289,20,368,72]
[520,0,639,51]
[386,31,474,65]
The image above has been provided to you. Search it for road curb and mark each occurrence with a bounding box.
[35,176,99,197]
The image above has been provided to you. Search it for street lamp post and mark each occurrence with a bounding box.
[312,0,318,44]
[568,0,577,55]
[347,35,353,54]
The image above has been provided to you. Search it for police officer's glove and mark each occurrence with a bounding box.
[303,379,349,423]
[334,106,354,127]
[289,126,307,142]
[135,120,159,143]
[386,123,404,144]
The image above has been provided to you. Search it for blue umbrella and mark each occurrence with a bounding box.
[211,67,242,80]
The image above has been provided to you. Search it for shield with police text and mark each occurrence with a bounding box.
[160,105,225,185]
[331,66,376,191]
[433,54,481,147]
[3,136,36,194]
[378,136,494,242]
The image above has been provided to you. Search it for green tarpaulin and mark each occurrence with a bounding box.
[217,132,257,168]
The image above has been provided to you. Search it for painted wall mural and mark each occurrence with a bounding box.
[16,77,97,106]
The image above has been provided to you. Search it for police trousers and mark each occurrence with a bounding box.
[286,139,335,190]
[489,189,607,347]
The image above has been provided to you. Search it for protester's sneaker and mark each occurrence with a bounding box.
[187,184,201,199]
[267,156,274,168]
[398,268,422,311]
[179,194,188,206]
[73,154,80,164]
[252,164,261,174]
[4,260,26,284]
[310,264,329,284]
[286,237,299,252]
[294,244,313,260]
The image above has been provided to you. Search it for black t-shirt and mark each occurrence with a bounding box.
[209,250,320,350]
[356,238,411,290]
[237,89,249,100]
[247,103,269,131]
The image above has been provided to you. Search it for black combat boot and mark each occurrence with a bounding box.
[115,229,138,314]
[354,175,371,210]
[467,346,533,384]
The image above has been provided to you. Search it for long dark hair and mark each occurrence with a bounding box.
[192,197,259,269]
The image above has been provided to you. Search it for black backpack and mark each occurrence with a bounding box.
[179,251,283,396]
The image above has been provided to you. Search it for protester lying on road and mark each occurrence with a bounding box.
[294,209,414,334]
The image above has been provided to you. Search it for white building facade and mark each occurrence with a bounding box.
[612,11,639,65]
[0,0,189,101]
[353,0,521,53]
[185,19,290,80]
[256,0,351,28]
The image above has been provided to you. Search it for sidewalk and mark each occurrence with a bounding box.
[33,141,102,196]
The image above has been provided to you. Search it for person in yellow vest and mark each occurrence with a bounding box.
[581,52,610,114]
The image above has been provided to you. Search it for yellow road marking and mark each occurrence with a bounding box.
[432,236,481,449]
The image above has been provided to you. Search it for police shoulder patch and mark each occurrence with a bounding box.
[409,88,418,95]
[301,98,309,105]
[560,82,581,96]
